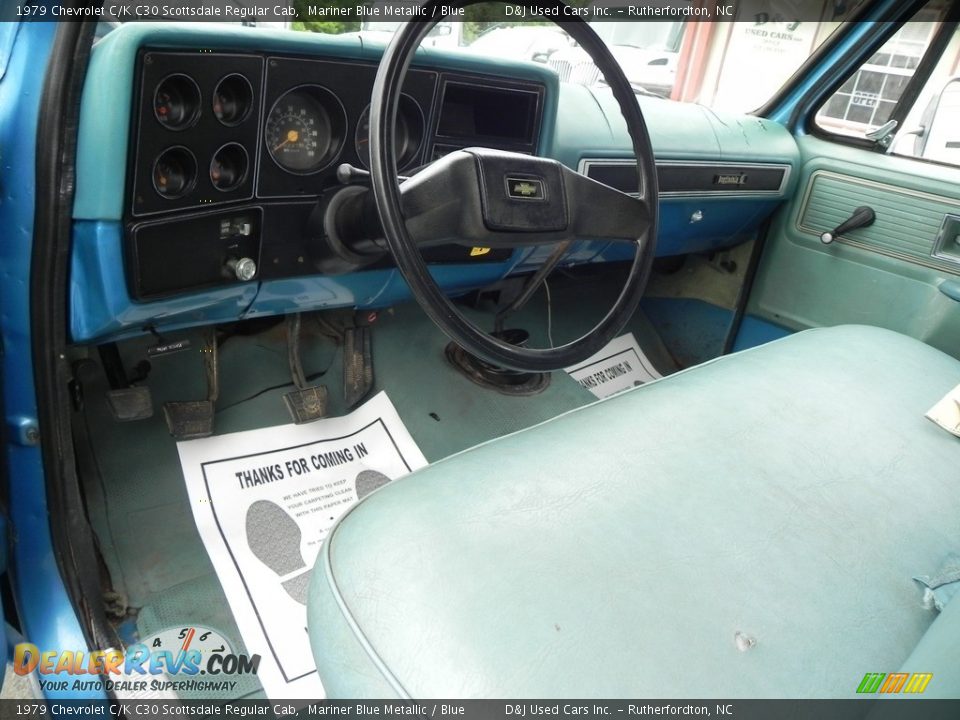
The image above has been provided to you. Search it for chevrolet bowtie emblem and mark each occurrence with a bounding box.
[505,176,545,200]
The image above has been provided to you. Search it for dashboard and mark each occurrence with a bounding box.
[70,23,801,344]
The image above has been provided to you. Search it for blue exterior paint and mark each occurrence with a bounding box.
[0,21,107,701]
[0,22,19,81]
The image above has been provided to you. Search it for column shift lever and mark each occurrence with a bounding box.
[820,206,876,244]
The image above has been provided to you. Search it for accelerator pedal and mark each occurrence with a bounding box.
[284,313,328,424]
[163,329,219,440]
[343,324,374,410]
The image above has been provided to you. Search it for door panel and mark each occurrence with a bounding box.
[747,134,960,359]
[798,172,960,273]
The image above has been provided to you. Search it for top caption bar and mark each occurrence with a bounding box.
[4,1,866,24]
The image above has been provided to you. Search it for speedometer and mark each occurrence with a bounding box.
[265,86,346,174]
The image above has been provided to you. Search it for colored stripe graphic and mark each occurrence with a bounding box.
[903,673,933,694]
[880,673,909,693]
[857,672,932,694]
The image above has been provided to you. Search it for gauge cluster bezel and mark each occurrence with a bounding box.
[130,51,263,217]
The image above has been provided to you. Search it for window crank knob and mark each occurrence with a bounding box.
[821,206,876,245]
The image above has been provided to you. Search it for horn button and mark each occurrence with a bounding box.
[465,148,568,233]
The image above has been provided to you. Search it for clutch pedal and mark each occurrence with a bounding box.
[107,387,154,422]
[99,343,154,422]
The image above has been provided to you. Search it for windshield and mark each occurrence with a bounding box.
[593,22,685,52]
[95,5,855,115]
[361,21,403,32]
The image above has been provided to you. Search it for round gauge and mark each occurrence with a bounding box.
[210,143,248,192]
[152,146,197,199]
[265,86,346,174]
[142,625,234,659]
[354,94,425,170]
[213,74,254,126]
[154,74,201,130]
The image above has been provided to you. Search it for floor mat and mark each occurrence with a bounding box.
[76,287,675,699]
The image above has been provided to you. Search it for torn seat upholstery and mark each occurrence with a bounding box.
[307,326,960,698]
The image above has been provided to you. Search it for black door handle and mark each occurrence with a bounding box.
[821,206,876,244]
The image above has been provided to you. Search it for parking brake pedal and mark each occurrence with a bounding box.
[163,330,219,440]
[283,314,328,424]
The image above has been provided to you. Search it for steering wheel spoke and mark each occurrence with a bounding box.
[562,166,652,242]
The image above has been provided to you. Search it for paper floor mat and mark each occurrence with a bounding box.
[177,391,427,699]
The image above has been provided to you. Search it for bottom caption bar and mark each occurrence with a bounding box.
[3,700,960,720]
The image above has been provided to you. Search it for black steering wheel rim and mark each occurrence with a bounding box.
[370,0,659,372]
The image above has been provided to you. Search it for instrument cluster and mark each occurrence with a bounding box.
[125,49,544,301]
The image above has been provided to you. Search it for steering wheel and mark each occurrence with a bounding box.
[369,0,658,372]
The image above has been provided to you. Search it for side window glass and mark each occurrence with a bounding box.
[892,36,960,164]
[815,1,960,170]
[816,15,940,136]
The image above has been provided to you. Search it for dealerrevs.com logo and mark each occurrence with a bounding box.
[13,625,261,694]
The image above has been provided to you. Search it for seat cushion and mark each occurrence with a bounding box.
[307,325,960,698]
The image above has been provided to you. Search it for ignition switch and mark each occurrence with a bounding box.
[226,257,257,281]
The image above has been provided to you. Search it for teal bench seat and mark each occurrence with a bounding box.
[307,325,960,698]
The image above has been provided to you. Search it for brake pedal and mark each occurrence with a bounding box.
[284,314,328,424]
[163,400,214,441]
[164,329,219,440]
[343,324,373,409]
